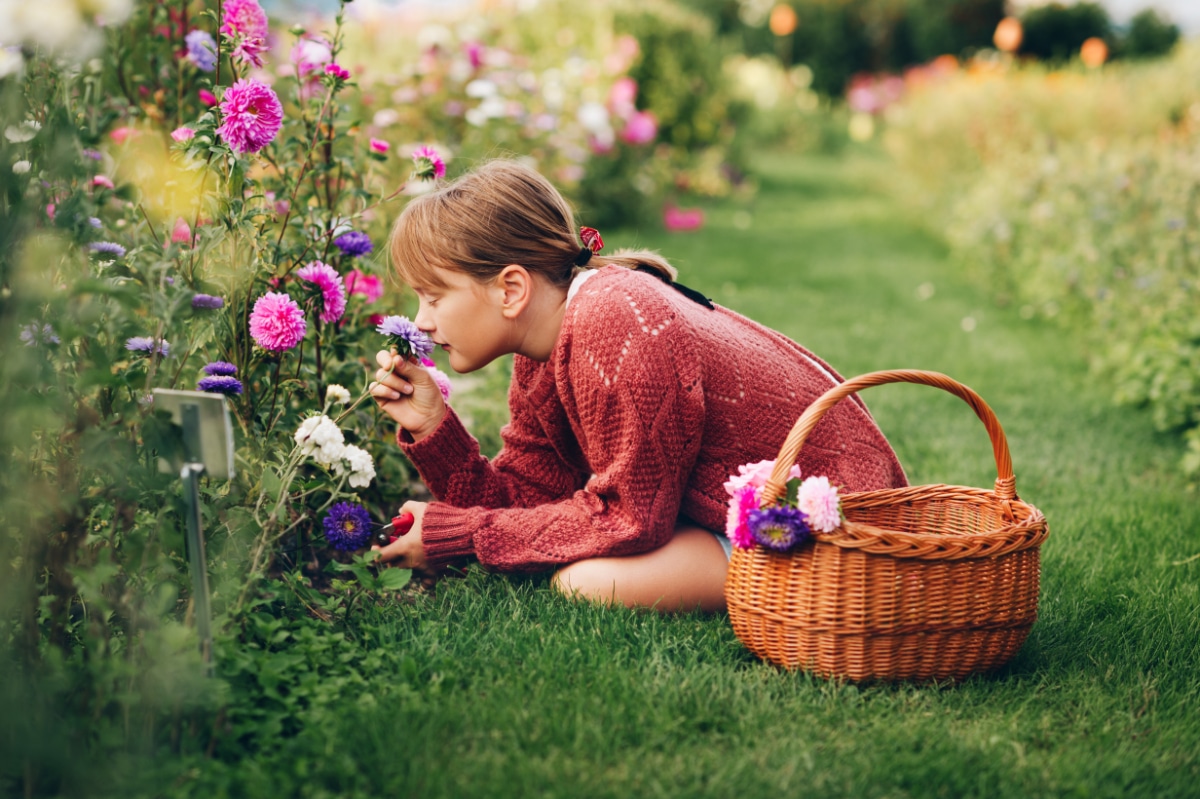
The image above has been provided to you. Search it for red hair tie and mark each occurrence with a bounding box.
[580,226,604,253]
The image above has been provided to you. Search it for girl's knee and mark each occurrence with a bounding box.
[551,560,618,605]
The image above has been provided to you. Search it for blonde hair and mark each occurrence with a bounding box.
[388,159,676,290]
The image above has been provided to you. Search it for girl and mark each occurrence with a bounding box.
[369,159,906,612]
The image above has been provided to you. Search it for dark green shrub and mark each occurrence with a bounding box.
[1018,2,1113,62]
[1120,8,1180,60]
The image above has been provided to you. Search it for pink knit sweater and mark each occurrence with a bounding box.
[399,265,907,572]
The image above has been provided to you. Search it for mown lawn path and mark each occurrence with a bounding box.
[182,152,1200,799]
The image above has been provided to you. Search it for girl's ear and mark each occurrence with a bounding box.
[495,264,533,319]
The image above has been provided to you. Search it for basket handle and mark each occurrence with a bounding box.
[761,369,1016,505]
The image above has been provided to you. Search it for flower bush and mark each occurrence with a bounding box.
[0,0,768,778]
[883,43,1200,475]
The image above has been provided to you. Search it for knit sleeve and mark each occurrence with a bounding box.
[398,375,590,513]
[413,283,708,573]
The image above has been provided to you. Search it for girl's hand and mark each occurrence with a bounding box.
[372,501,429,572]
[369,350,446,441]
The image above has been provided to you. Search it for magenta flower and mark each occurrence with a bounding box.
[171,127,195,143]
[420,357,454,402]
[324,63,350,81]
[346,269,383,303]
[92,175,114,190]
[411,145,445,181]
[369,138,390,154]
[725,484,759,550]
[217,79,283,155]
[296,261,347,324]
[220,0,269,67]
[249,291,306,351]
[199,89,218,106]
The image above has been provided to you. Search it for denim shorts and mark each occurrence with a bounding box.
[711,530,733,560]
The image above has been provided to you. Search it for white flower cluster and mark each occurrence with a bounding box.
[294,414,375,488]
[336,444,377,489]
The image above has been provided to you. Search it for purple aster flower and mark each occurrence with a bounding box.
[197,375,243,395]
[82,149,103,161]
[203,361,238,376]
[376,315,433,359]
[90,241,126,258]
[220,0,269,68]
[185,30,218,72]
[216,79,283,155]
[192,293,225,310]
[411,145,446,181]
[249,291,306,351]
[88,217,101,228]
[296,261,347,324]
[746,506,810,552]
[125,336,170,357]
[333,231,373,257]
[322,501,373,551]
[19,322,60,347]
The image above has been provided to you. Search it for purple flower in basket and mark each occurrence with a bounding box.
[747,505,810,552]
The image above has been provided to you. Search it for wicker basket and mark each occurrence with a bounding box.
[724,370,1048,682]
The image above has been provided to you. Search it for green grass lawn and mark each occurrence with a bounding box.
[123,151,1200,798]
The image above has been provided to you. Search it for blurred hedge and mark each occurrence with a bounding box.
[680,0,1005,95]
[883,45,1200,474]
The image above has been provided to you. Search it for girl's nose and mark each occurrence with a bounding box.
[413,303,433,332]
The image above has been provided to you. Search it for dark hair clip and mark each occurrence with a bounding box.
[573,247,593,267]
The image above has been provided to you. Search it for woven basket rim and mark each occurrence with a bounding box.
[812,483,1047,560]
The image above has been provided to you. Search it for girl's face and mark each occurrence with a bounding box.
[410,267,514,373]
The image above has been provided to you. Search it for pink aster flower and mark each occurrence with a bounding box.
[345,269,384,303]
[796,475,841,533]
[723,459,801,496]
[92,175,115,190]
[171,127,195,143]
[249,291,306,351]
[220,0,269,68]
[369,138,389,154]
[199,89,218,106]
[411,145,445,181]
[324,63,350,81]
[296,261,347,323]
[725,484,759,550]
[217,79,283,155]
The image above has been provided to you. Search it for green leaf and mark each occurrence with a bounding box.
[376,568,412,591]
[785,477,801,507]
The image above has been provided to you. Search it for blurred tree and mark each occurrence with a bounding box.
[1120,8,1180,60]
[1018,2,1112,62]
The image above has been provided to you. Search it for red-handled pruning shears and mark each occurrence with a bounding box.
[373,511,415,547]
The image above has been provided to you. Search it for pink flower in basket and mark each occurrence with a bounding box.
[797,475,842,533]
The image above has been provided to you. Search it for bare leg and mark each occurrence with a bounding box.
[551,523,728,613]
